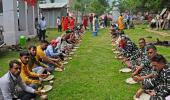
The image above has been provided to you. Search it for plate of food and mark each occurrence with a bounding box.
[70,52,74,55]
[55,68,63,72]
[166,95,170,100]
[112,48,116,51]
[43,75,54,81]
[72,49,77,51]
[115,56,119,59]
[134,93,150,100]
[119,68,132,73]
[112,44,116,46]
[74,47,79,49]
[63,61,68,65]
[41,85,53,93]
[113,51,120,54]
[68,57,72,60]
[118,56,123,59]
[126,77,138,84]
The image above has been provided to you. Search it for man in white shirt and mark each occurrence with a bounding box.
[39,17,47,41]
[57,16,61,32]
[0,60,41,100]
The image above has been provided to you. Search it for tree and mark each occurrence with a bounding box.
[71,0,109,16]
[115,0,169,14]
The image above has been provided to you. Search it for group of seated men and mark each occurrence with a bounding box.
[0,29,82,100]
[110,25,170,100]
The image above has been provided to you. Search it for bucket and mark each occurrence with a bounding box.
[19,35,26,47]
[92,31,97,36]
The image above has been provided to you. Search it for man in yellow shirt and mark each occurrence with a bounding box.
[36,40,64,72]
[117,15,125,32]
[19,51,48,86]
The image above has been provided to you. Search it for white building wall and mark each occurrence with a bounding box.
[2,0,18,45]
[1,0,38,45]
[41,8,66,28]
[0,16,3,26]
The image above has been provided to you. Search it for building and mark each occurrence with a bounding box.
[0,0,38,45]
[39,2,67,28]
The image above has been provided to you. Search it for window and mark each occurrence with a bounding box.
[0,0,3,14]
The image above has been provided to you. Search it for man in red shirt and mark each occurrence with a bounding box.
[82,16,88,30]
[89,14,93,31]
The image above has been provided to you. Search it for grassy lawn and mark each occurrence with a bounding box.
[0,25,170,100]
[158,29,170,35]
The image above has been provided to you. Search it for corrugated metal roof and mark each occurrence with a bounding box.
[45,0,68,3]
[39,2,67,9]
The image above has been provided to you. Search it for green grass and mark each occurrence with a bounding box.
[157,29,170,35]
[48,29,139,100]
[0,25,170,100]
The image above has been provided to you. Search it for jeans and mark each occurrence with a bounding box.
[32,66,45,74]
[42,62,55,72]
[39,30,46,41]
[17,91,36,100]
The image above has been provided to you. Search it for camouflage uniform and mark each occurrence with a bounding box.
[142,64,170,100]
[123,40,140,70]
[138,46,152,76]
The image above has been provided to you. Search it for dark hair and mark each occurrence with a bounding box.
[139,38,145,42]
[9,60,22,69]
[41,40,49,44]
[35,17,38,21]
[151,54,167,64]
[19,50,29,57]
[42,17,45,20]
[147,44,157,51]
[28,45,36,50]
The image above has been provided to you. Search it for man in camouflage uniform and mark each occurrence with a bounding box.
[132,38,151,76]
[121,38,140,69]
[133,44,158,98]
[142,54,170,100]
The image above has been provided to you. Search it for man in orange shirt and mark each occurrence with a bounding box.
[19,51,48,87]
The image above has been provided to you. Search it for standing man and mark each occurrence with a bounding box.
[117,15,124,32]
[35,17,39,38]
[39,17,47,41]
[0,60,42,100]
[69,17,75,30]
[57,16,61,32]
[82,16,88,30]
[89,14,93,31]
[104,14,108,27]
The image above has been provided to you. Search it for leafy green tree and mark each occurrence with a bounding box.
[71,0,109,16]
[115,0,169,13]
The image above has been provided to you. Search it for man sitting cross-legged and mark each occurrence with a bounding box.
[45,40,64,61]
[118,36,139,70]
[28,45,49,74]
[132,38,151,77]
[133,45,159,98]
[36,40,64,72]
[19,51,48,88]
[0,60,42,100]
[142,54,170,100]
